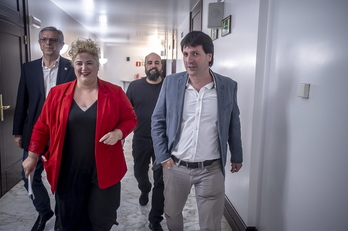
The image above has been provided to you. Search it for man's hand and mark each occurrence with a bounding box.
[230,163,242,173]
[14,135,23,148]
[162,158,175,169]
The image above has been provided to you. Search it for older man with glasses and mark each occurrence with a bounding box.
[13,26,76,231]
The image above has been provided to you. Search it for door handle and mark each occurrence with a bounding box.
[0,94,11,121]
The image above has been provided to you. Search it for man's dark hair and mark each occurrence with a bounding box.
[180,31,214,67]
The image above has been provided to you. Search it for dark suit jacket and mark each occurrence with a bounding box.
[13,56,76,149]
[151,70,243,174]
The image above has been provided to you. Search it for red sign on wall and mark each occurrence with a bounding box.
[136,61,141,67]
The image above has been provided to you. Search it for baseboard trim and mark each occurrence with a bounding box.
[224,196,258,231]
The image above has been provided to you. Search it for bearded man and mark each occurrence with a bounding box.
[126,53,164,231]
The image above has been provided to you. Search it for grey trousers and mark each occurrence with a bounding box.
[163,160,225,231]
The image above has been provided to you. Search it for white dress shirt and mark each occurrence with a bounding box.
[42,58,59,97]
[172,80,220,162]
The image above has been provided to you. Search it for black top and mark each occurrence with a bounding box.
[126,77,163,139]
[60,100,97,181]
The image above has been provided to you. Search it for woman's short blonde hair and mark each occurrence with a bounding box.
[68,38,100,65]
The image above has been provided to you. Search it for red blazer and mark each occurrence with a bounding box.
[29,78,137,193]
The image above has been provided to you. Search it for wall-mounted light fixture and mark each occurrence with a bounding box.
[60,44,69,55]
[98,15,107,25]
[29,15,42,28]
[99,58,108,65]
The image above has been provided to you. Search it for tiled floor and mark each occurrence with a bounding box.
[0,134,232,231]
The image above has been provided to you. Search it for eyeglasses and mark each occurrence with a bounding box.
[39,37,60,43]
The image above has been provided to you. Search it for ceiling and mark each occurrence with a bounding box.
[50,0,193,46]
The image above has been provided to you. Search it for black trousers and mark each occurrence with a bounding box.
[132,137,164,224]
[55,171,120,231]
[22,149,54,216]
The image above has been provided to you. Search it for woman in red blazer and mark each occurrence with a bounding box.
[22,38,137,231]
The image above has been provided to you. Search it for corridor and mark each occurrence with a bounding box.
[0,133,232,231]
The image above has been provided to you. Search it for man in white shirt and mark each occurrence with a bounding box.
[13,26,75,231]
[151,31,243,231]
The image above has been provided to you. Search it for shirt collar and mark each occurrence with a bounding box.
[41,56,60,69]
[186,69,216,90]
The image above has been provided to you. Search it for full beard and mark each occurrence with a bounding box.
[146,68,161,81]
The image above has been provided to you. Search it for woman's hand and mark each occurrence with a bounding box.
[22,152,39,178]
[99,129,123,145]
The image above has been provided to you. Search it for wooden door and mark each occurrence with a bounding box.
[190,0,202,31]
[0,0,28,197]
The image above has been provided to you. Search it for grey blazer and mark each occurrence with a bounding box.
[151,70,243,174]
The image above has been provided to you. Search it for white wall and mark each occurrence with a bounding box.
[202,0,260,224]
[255,0,348,230]
[27,0,102,76]
[105,45,164,88]
[175,15,190,73]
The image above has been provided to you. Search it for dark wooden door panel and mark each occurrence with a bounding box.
[0,0,27,197]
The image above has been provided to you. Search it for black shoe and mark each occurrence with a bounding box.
[31,210,54,231]
[139,192,149,206]
[149,223,163,231]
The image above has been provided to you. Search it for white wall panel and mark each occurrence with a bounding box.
[202,0,260,223]
[257,0,348,230]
